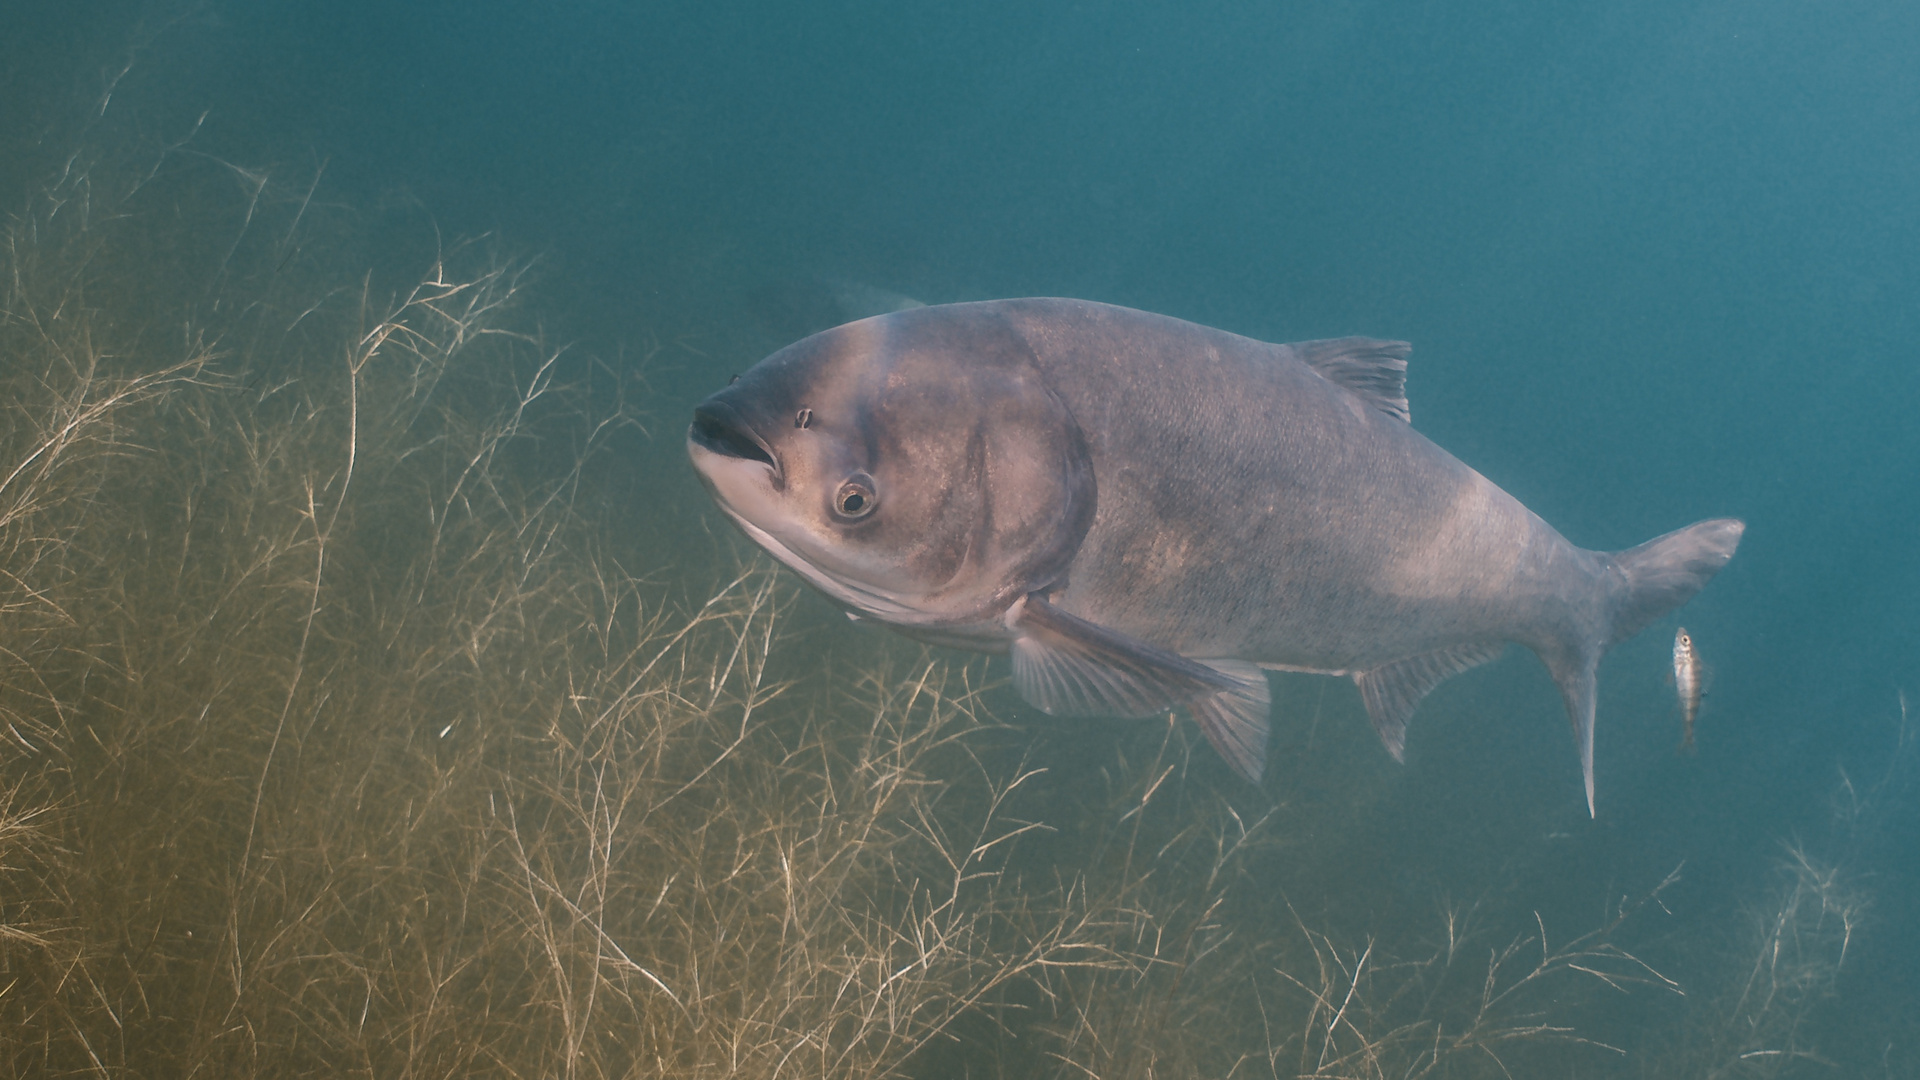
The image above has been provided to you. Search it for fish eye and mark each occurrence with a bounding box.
[833,474,877,520]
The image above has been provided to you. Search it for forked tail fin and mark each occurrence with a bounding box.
[1609,518,1746,645]
[1557,518,1745,817]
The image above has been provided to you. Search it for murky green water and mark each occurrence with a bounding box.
[1,2,1914,1076]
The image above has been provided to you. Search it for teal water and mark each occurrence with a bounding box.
[4,1,1916,1075]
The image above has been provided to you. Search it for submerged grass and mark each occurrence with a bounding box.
[998,770,1683,1080]
[1633,701,1910,1080]
[0,141,1122,1077]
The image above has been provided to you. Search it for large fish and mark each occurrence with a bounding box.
[686,299,1744,814]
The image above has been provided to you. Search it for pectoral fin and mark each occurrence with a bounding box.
[1009,594,1233,717]
[1008,595,1271,780]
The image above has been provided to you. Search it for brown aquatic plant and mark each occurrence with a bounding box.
[1260,871,1682,1080]
[0,140,1119,1078]
[1635,697,1910,1080]
[942,717,1682,1080]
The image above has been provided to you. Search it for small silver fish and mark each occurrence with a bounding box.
[1672,627,1704,751]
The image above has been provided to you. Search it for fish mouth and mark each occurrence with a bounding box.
[689,401,779,480]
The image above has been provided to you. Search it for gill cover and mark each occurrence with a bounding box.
[707,305,1098,627]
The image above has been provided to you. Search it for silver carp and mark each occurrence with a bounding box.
[687,299,1745,814]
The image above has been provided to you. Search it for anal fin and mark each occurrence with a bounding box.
[1355,643,1506,760]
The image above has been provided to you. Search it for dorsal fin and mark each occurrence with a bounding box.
[1289,337,1412,423]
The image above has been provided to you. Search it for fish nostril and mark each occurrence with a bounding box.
[691,405,776,468]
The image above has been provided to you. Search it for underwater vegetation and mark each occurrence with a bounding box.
[0,137,1112,1077]
[0,122,1901,1080]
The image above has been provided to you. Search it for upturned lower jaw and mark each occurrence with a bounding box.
[685,439,772,521]
[688,402,780,483]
